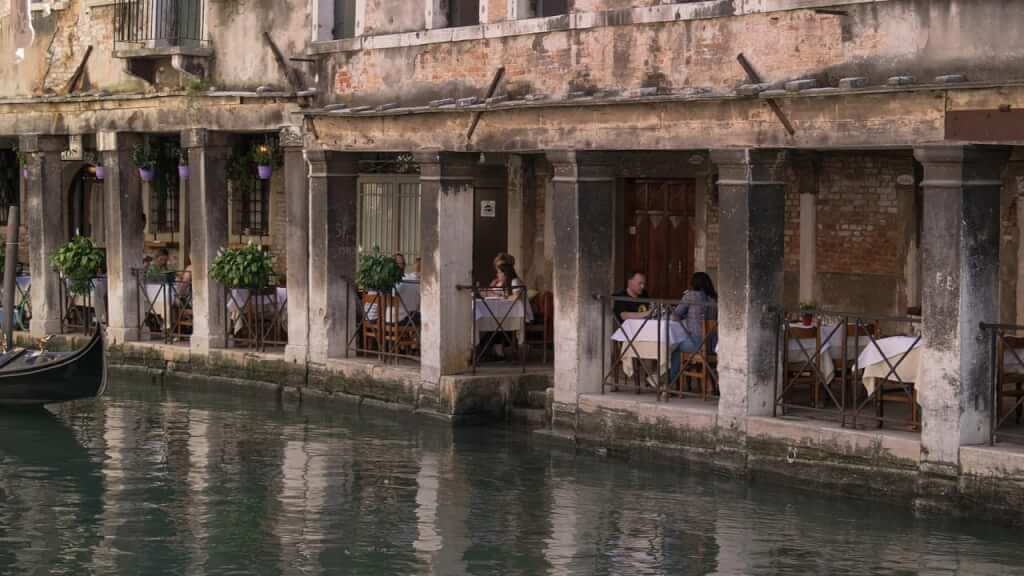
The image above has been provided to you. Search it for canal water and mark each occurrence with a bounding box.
[1,377,1022,576]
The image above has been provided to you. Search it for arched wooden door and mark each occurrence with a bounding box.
[624,179,696,300]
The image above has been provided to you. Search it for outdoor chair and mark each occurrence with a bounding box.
[676,318,718,400]
[997,335,1024,425]
[783,323,824,408]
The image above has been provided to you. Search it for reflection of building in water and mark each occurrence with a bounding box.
[275,427,328,573]
[419,446,468,576]
[94,404,127,572]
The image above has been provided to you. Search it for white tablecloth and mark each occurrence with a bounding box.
[229,288,288,334]
[857,336,924,396]
[786,335,836,384]
[611,319,689,377]
[473,298,527,344]
[66,277,108,324]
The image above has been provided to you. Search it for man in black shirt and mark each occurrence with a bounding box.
[612,271,650,323]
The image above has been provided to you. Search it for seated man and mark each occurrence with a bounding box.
[612,271,651,323]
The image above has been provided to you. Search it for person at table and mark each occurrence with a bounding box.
[393,253,406,275]
[669,272,718,385]
[488,253,516,289]
[612,271,650,323]
[177,262,193,307]
[146,248,172,282]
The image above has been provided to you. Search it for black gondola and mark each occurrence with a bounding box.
[0,326,107,405]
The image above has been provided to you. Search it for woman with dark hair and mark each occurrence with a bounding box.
[669,272,718,385]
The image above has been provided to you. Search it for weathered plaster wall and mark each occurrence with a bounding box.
[324,0,1024,107]
[0,0,310,99]
[364,0,426,35]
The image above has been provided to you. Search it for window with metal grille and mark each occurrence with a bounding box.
[449,0,479,26]
[149,177,179,234]
[357,175,421,260]
[235,179,270,237]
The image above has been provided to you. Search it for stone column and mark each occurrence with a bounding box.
[281,127,310,365]
[184,129,231,353]
[710,149,788,431]
[98,131,144,344]
[417,152,476,391]
[506,155,525,269]
[793,152,819,305]
[20,135,65,337]
[547,151,615,429]
[307,150,358,363]
[915,145,1010,473]
[1009,154,1024,325]
[693,171,711,273]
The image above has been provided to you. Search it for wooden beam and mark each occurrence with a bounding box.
[63,45,94,95]
[737,53,796,137]
[466,66,506,142]
[263,32,302,93]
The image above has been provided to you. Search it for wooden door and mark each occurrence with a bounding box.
[624,180,696,299]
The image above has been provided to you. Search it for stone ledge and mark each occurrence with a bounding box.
[960,444,1024,478]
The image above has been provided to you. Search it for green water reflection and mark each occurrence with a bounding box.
[0,376,1022,575]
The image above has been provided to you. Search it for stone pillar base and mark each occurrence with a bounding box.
[190,335,226,355]
[284,344,308,365]
[106,326,140,345]
[29,319,62,338]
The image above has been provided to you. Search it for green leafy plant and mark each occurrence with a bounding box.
[226,138,283,206]
[356,248,404,293]
[50,236,106,295]
[131,144,156,169]
[799,302,816,312]
[209,242,274,288]
[252,143,274,165]
[185,78,211,96]
[14,147,27,167]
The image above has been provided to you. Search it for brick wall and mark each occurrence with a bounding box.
[815,152,910,277]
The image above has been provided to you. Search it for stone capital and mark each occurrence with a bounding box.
[914,145,1010,190]
[414,151,476,181]
[279,125,304,149]
[544,150,616,182]
[181,128,231,150]
[711,148,790,187]
[791,150,821,196]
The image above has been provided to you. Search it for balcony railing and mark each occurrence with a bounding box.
[225,279,288,351]
[114,0,207,49]
[347,280,422,365]
[135,268,192,343]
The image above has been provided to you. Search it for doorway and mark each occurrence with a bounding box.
[624,179,696,299]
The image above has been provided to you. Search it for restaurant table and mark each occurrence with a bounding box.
[611,318,690,378]
[857,336,924,396]
[229,287,288,335]
[473,297,528,345]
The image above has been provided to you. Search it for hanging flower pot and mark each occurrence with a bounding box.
[178,164,190,180]
[94,165,106,180]
[138,167,155,182]
[256,164,272,180]
[21,168,28,180]
[253,143,274,181]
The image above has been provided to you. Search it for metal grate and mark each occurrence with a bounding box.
[357,175,421,260]
[114,0,207,48]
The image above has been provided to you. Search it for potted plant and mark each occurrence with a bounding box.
[356,248,404,295]
[131,144,157,182]
[176,146,189,180]
[798,302,815,326]
[209,242,274,289]
[253,144,275,180]
[50,235,106,296]
[93,163,105,180]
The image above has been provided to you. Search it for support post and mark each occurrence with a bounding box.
[282,127,310,365]
[307,150,358,363]
[20,135,65,337]
[794,151,820,305]
[547,151,616,430]
[98,131,144,344]
[416,151,476,392]
[711,148,789,431]
[915,145,1010,473]
[184,129,231,353]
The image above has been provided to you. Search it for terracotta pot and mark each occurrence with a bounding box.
[139,167,155,182]
[257,165,272,180]
[801,313,813,326]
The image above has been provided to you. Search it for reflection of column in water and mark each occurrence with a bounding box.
[610,502,666,574]
[418,446,468,576]
[276,431,328,573]
[186,409,211,576]
[93,404,127,572]
[712,503,760,575]
[543,481,578,576]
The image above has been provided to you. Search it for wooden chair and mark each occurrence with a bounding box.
[361,292,385,353]
[525,291,554,363]
[997,335,1024,425]
[783,323,823,408]
[677,319,718,400]
[384,294,419,357]
[877,381,919,430]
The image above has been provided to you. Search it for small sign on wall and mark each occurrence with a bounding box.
[480,200,496,218]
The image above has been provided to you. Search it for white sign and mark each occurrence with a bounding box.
[896,174,915,186]
[480,200,496,218]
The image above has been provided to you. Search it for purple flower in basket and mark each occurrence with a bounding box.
[178,164,190,179]
[139,167,155,182]
[257,165,272,180]
[94,165,105,180]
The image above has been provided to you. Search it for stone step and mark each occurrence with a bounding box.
[526,389,548,410]
[509,407,548,428]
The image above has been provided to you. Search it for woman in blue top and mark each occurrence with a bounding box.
[669,272,718,386]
